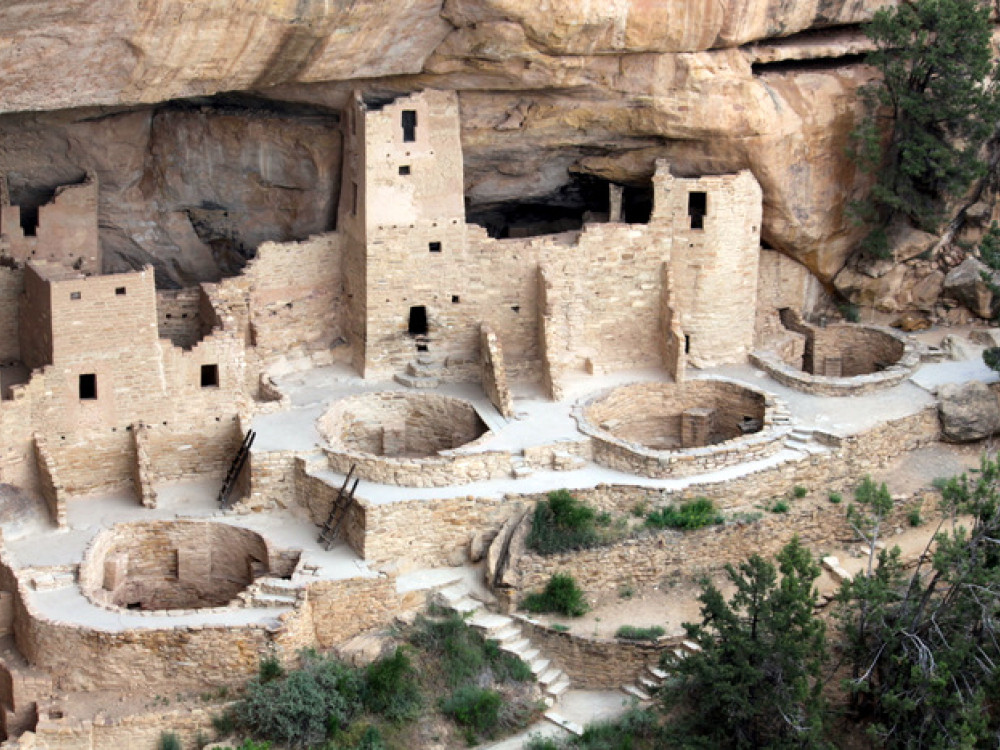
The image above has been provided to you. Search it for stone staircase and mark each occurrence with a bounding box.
[621,639,701,701]
[394,352,441,389]
[432,582,579,732]
[239,577,301,608]
[784,427,824,455]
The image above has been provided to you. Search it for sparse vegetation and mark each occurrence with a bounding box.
[614,625,665,641]
[527,490,601,554]
[645,497,722,530]
[906,506,923,527]
[522,573,588,617]
[440,685,503,744]
[158,732,181,750]
[828,491,843,504]
[768,500,789,514]
[837,301,861,323]
[793,485,808,499]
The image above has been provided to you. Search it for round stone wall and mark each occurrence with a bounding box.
[318,392,511,487]
[575,378,789,479]
[751,324,918,396]
[79,521,271,612]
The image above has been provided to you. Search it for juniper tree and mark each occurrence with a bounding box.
[852,0,1000,257]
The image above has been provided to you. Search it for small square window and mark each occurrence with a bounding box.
[70,291,81,300]
[79,373,97,400]
[115,287,126,296]
[399,165,411,176]
[429,242,442,253]
[200,364,219,388]
[452,295,460,304]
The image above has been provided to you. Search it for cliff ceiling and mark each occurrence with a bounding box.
[0,0,894,286]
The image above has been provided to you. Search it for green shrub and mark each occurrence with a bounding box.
[232,652,362,748]
[363,647,423,721]
[828,492,843,504]
[615,625,666,641]
[527,490,600,555]
[645,497,722,530]
[158,732,181,750]
[631,500,649,518]
[619,583,635,599]
[410,612,533,687]
[838,302,860,323]
[258,654,284,683]
[550,623,570,633]
[770,500,789,514]
[212,711,236,737]
[441,685,503,737]
[522,574,588,617]
[234,741,272,750]
[793,485,808,499]
[596,511,613,527]
[907,507,923,527]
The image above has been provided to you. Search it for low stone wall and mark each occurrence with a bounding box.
[130,424,156,509]
[481,325,514,418]
[31,435,64,528]
[246,449,299,510]
[751,321,919,396]
[306,576,403,648]
[360,494,522,566]
[323,446,513,489]
[14,703,221,750]
[515,616,674,689]
[575,378,791,479]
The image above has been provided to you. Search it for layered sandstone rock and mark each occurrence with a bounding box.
[0,0,905,285]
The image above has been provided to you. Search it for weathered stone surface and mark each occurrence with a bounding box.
[944,256,999,319]
[938,381,1000,443]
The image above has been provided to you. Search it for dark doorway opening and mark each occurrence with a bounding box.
[79,373,97,400]
[201,364,219,388]
[622,184,653,224]
[408,306,428,336]
[402,110,417,142]
[688,191,707,230]
[19,206,39,237]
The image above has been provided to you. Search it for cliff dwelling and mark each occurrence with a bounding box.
[0,79,992,748]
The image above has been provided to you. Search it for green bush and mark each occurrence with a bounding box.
[363,647,423,721]
[440,685,503,737]
[770,500,789,514]
[645,498,722,530]
[232,652,362,748]
[258,654,284,683]
[793,485,808,499]
[522,573,588,617]
[615,625,666,641]
[527,490,600,555]
[907,507,923,527]
[828,492,843,504]
[410,612,533,687]
[158,732,181,750]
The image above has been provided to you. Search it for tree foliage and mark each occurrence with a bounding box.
[838,454,1000,748]
[852,0,999,255]
[662,537,828,748]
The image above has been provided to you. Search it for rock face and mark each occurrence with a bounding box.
[0,0,902,284]
[944,257,1000,320]
[939,381,1000,443]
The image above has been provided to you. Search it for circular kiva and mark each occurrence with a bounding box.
[751,322,918,396]
[318,391,510,487]
[79,521,273,612]
[574,378,790,479]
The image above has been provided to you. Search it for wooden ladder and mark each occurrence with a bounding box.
[318,465,359,550]
[218,430,256,508]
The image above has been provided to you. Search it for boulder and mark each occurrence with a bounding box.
[940,334,976,362]
[938,381,1000,442]
[970,328,1000,347]
[943,256,999,319]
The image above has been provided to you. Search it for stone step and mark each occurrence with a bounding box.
[501,638,531,657]
[511,463,533,479]
[489,625,522,645]
[680,640,702,653]
[435,584,470,606]
[622,684,652,701]
[544,710,584,736]
[538,667,563,687]
[648,665,669,681]
[520,648,540,663]
[393,372,440,389]
[639,676,659,692]
[407,361,440,378]
[416,352,436,366]
[468,611,513,633]
[451,597,480,615]
[548,676,571,698]
[529,658,550,676]
[252,592,297,608]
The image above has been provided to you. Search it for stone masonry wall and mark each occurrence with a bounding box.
[480,324,514,418]
[0,265,22,363]
[155,288,203,349]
